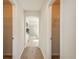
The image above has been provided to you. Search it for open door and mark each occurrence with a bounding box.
[3,0,12,59]
[52,0,60,59]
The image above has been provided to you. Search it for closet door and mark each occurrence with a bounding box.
[3,0,12,58]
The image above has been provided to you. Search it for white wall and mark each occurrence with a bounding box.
[12,1,25,59]
[39,1,52,59]
[25,11,40,17]
[60,0,76,59]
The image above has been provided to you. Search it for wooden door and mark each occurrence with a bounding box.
[52,0,60,59]
[3,0,12,58]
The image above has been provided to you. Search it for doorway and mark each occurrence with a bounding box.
[52,0,60,59]
[24,11,40,48]
[3,0,12,59]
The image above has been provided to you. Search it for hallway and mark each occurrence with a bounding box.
[4,0,58,59]
[21,47,44,59]
[3,0,76,59]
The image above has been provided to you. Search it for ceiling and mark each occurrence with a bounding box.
[12,0,56,11]
[18,0,45,11]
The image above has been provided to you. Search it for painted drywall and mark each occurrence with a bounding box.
[25,11,40,17]
[60,0,76,59]
[12,1,25,59]
[39,1,52,59]
[17,0,56,11]
[18,0,44,11]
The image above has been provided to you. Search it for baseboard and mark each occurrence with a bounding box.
[52,56,60,59]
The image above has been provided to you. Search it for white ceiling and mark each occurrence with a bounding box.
[18,0,45,11]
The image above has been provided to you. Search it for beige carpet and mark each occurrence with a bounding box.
[21,47,44,59]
